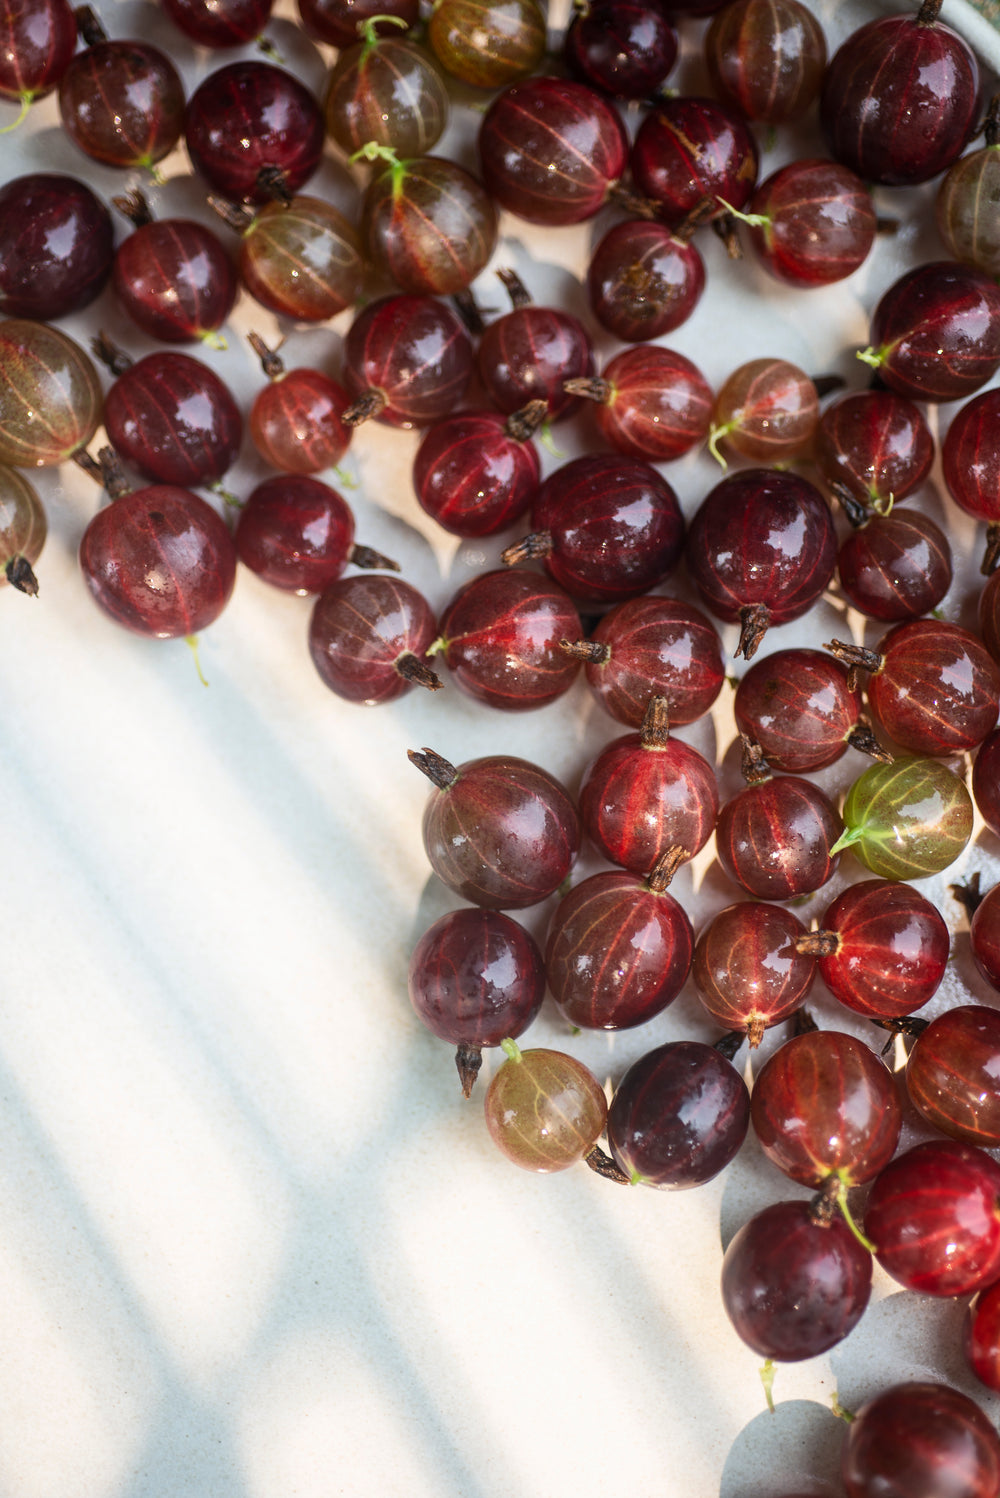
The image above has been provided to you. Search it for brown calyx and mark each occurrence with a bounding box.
[349,543,400,572]
[563,376,613,406]
[740,734,771,785]
[645,845,687,893]
[846,722,893,763]
[796,930,841,958]
[5,555,38,596]
[504,399,548,442]
[456,1043,482,1098]
[735,603,771,660]
[247,330,285,382]
[584,1145,630,1183]
[407,747,458,790]
[342,389,388,427]
[558,638,610,665]
[639,694,670,749]
[111,188,154,227]
[501,531,553,566]
[396,654,442,692]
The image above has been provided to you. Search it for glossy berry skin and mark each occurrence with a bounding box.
[752,1031,901,1190]
[862,262,1000,404]
[104,352,242,489]
[943,390,1000,529]
[544,869,693,1030]
[815,391,934,512]
[813,879,950,1021]
[479,78,629,227]
[907,1006,1000,1149]
[578,596,725,730]
[79,486,237,639]
[708,359,819,467]
[162,0,272,46]
[981,572,1000,666]
[974,728,1000,837]
[587,219,705,343]
[972,886,1000,994]
[686,469,837,660]
[705,0,826,123]
[238,198,365,322]
[436,569,581,713]
[734,649,871,774]
[413,411,540,538]
[0,174,112,321]
[324,35,448,159]
[249,367,350,475]
[865,1141,1000,1298]
[59,40,185,170]
[309,574,438,706]
[0,0,76,109]
[414,752,580,910]
[114,219,237,345]
[343,294,473,429]
[478,303,594,424]
[408,909,545,1050]
[185,62,325,205]
[0,464,46,591]
[741,160,876,287]
[721,1200,872,1361]
[297,0,417,47]
[821,7,978,187]
[937,136,1000,279]
[429,0,547,91]
[692,902,815,1046]
[836,757,974,881]
[0,319,102,468]
[715,776,840,901]
[607,1041,749,1188]
[361,155,498,297]
[838,510,952,623]
[842,1382,1000,1498]
[578,347,713,463]
[484,1046,606,1173]
[966,1285,1000,1394]
[631,97,758,228]
[235,475,364,595]
[565,0,677,99]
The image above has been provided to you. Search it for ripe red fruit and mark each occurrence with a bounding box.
[565,346,712,463]
[101,347,242,490]
[705,0,826,123]
[715,767,841,900]
[309,573,440,706]
[815,390,934,514]
[630,96,758,228]
[586,217,705,343]
[235,475,393,595]
[0,173,113,320]
[112,194,237,347]
[247,336,350,475]
[734,648,887,773]
[185,61,325,204]
[412,408,542,538]
[859,261,1000,403]
[805,878,949,1019]
[842,1382,1000,1498]
[692,902,815,1046]
[734,159,876,286]
[59,29,185,171]
[343,294,474,429]
[0,319,102,468]
[325,28,448,158]
[476,272,594,424]
[907,1005,1000,1148]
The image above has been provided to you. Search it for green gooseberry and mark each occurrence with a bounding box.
[831,756,974,880]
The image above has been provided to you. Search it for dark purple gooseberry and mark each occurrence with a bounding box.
[734,159,876,287]
[58,37,185,171]
[974,728,1000,838]
[0,0,76,120]
[705,0,826,123]
[308,572,440,705]
[686,468,837,660]
[907,1005,1000,1148]
[734,648,884,775]
[837,509,952,622]
[79,485,237,638]
[412,408,541,538]
[477,287,594,424]
[859,261,1000,404]
[342,294,474,429]
[478,77,629,227]
[630,96,759,228]
[828,619,1000,757]
[162,0,272,46]
[113,208,237,347]
[0,319,102,468]
[809,878,950,1020]
[427,0,547,91]
[566,346,712,463]
[235,197,365,323]
[359,152,498,296]
[607,1039,750,1189]
[821,0,979,187]
[564,0,678,99]
[186,61,325,205]
[937,98,1000,278]
[235,474,390,595]
[0,173,113,320]
[0,464,46,595]
[842,1382,1000,1498]
[587,218,705,343]
[721,1197,872,1361]
[692,901,815,1046]
[408,907,545,1096]
[565,595,725,730]
[298,0,417,47]
[102,349,242,489]
[715,772,841,900]
[324,31,449,159]
[578,695,719,875]
[247,337,350,475]
[434,569,581,712]
[408,748,581,910]
[544,857,693,1030]
[982,571,1000,665]
[943,390,1000,571]
[815,390,934,515]
[502,454,685,607]
[751,1030,902,1189]
[707,358,819,468]
[972,885,1000,994]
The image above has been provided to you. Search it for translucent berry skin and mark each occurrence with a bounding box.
[437,569,581,713]
[324,36,448,159]
[344,294,474,429]
[709,358,819,467]
[297,0,417,48]
[309,574,438,706]
[734,649,866,774]
[587,219,705,343]
[821,10,978,187]
[907,1006,1000,1149]
[361,156,498,297]
[842,1382,1000,1498]
[413,411,540,538]
[484,1047,606,1173]
[0,174,113,320]
[162,0,272,46]
[705,0,826,123]
[837,757,974,881]
[429,0,547,91]
[249,368,350,475]
[579,732,719,874]
[79,486,236,639]
[981,572,1000,666]
[420,755,580,910]
[837,511,952,623]
[59,41,185,170]
[815,391,934,511]
[630,97,759,228]
[715,776,840,901]
[974,729,1000,838]
[865,1141,1000,1298]
[582,597,725,730]
[943,389,1000,526]
[721,1201,872,1361]
[545,870,693,1030]
[0,319,102,468]
[752,1031,901,1190]
[587,346,713,463]
[937,140,1000,278]
[104,352,242,489]
[564,0,677,100]
[408,908,545,1048]
[113,219,237,345]
[743,159,876,287]
[865,262,1000,404]
[972,886,1000,994]
[608,1041,749,1188]
[477,305,594,424]
[864,620,1000,757]
[235,475,358,594]
[966,1285,1000,1394]
[185,62,325,204]
[0,465,46,585]
[0,0,76,106]
[692,902,814,1044]
[478,78,629,227]
[238,198,365,323]
[815,879,950,1021]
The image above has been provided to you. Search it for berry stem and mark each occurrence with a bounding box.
[735,603,770,660]
[558,638,610,665]
[505,399,548,441]
[584,1145,630,1183]
[349,543,400,572]
[497,267,532,310]
[638,693,670,749]
[395,653,442,691]
[501,530,553,566]
[455,1042,482,1098]
[407,747,458,790]
[5,554,38,596]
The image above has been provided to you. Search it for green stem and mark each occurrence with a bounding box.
[706,422,732,468]
[716,195,769,229]
[500,1037,521,1064]
[829,823,864,856]
[760,1359,776,1414]
[185,635,209,687]
[834,1178,877,1253]
[0,95,31,133]
[857,346,885,370]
